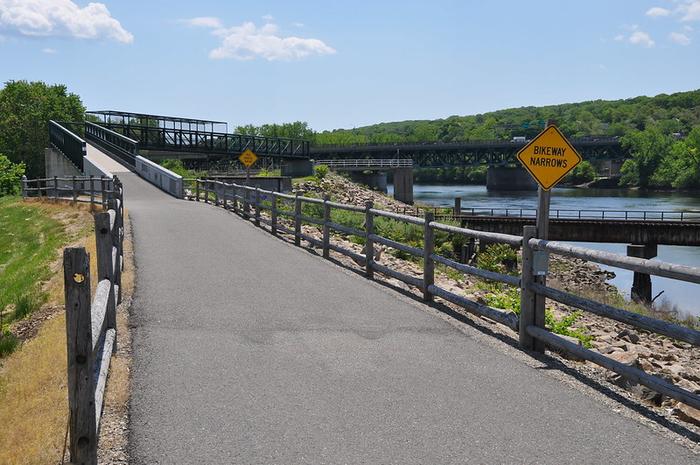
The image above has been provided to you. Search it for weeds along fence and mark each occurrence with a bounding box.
[22,176,124,465]
[187,178,700,411]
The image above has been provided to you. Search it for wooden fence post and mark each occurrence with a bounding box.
[423,212,435,301]
[54,176,59,201]
[195,180,200,202]
[243,188,250,218]
[213,182,219,207]
[63,247,98,464]
[254,188,261,226]
[365,201,374,278]
[72,175,78,203]
[95,212,117,347]
[294,193,302,246]
[271,192,278,235]
[89,176,95,209]
[519,225,537,351]
[100,177,106,208]
[322,195,331,259]
[21,175,27,198]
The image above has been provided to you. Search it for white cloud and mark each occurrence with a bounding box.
[0,0,133,43]
[262,14,274,21]
[180,16,222,29]
[680,0,700,21]
[41,46,56,53]
[628,30,655,47]
[669,31,692,44]
[646,6,670,17]
[207,21,335,61]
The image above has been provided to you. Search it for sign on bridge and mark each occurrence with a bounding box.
[239,148,258,168]
[516,125,581,190]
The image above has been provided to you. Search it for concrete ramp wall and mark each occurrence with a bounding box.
[135,156,183,198]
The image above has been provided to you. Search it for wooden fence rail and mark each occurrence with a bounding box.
[21,175,116,209]
[23,176,124,465]
[189,178,700,411]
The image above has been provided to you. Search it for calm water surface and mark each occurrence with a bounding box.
[388,184,700,318]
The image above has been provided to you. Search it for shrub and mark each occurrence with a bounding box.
[314,164,329,180]
[159,159,191,177]
[476,243,517,274]
[0,154,25,196]
[567,160,596,184]
[14,294,42,320]
[0,331,19,357]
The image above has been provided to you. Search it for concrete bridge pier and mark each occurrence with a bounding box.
[627,243,657,302]
[281,159,314,177]
[350,171,388,193]
[393,168,414,204]
[486,166,537,191]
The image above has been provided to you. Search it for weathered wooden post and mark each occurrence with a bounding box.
[213,182,219,207]
[233,186,239,214]
[453,197,462,218]
[95,212,116,346]
[21,175,27,199]
[423,212,435,301]
[519,225,537,350]
[365,201,374,278]
[71,175,77,203]
[254,187,261,226]
[89,175,95,209]
[100,177,107,208]
[322,194,331,258]
[294,193,302,246]
[54,176,59,201]
[63,247,98,464]
[243,188,250,218]
[271,192,278,235]
[195,179,200,202]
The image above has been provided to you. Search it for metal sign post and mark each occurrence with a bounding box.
[516,121,582,353]
[239,149,258,185]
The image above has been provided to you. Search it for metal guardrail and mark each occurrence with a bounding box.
[185,177,700,413]
[49,120,86,171]
[84,121,138,168]
[315,159,413,169]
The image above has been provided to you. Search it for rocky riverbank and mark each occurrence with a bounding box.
[290,173,700,431]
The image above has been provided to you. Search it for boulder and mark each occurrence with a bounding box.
[608,351,639,367]
[617,329,640,344]
[673,403,700,427]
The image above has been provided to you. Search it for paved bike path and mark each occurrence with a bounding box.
[116,169,697,464]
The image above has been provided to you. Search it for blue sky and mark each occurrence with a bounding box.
[1,0,699,130]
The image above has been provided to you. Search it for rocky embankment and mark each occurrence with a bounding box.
[290,174,700,430]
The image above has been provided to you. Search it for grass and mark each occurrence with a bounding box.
[0,197,98,464]
[0,196,66,328]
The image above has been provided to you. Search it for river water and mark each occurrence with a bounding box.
[388,183,700,318]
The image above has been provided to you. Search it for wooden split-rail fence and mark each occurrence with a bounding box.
[188,178,700,412]
[24,176,125,464]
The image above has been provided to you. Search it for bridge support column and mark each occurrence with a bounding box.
[349,171,389,193]
[486,166,537,191]
[393,168,414,205]
[281,160,313,177]
[627,244,657,303]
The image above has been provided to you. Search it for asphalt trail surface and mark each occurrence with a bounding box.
[118,172,697,464]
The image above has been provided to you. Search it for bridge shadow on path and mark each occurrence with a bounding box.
[117,172,699,464]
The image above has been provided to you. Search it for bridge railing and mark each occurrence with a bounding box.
[397,206,700,223]
[95,122,310,158]
[84,121,138,168]
[186,178,700,412]
[49,120,87,171]
[314,159,414,169]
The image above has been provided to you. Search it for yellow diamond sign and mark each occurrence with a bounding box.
[516,125,582,190]
[239,148,258,168]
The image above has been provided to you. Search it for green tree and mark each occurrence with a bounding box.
[0,154,25,196]
[0,81,85,178]
[653,127,700,188]
[619,128,672,188]
[567,160,596,184]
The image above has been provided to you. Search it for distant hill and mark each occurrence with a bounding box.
[314,89,700,145]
